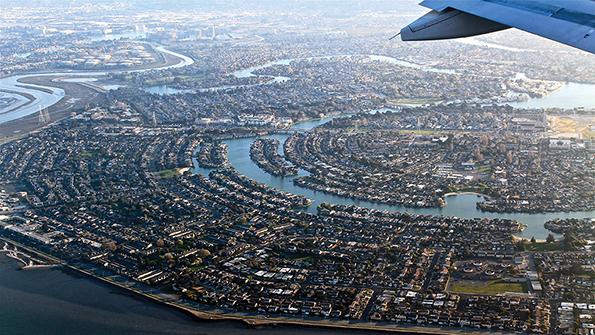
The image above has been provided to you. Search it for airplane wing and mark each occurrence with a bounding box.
[400,0,595,54]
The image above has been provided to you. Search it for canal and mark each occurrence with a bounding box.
[0,44,194,125]
[2,44,594,335]
[192,113,595,240]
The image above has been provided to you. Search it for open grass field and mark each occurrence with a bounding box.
[388,97,443,106]
[523,241,563,252]
[156,168,182,179]
[449,279,527,295]
[394,129,443,135]
[78,150,97,159]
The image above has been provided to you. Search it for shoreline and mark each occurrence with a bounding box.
[211,132,595,221]
[0,43,192,141]
[0,236,491,335]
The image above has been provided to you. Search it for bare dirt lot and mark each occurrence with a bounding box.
[548,114,595,139]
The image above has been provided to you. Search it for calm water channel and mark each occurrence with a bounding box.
[2,48,594,334]
[191,114,595,240]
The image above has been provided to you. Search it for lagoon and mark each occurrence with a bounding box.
[192,114,595,240]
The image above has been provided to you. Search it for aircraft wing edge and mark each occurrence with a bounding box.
[402,0,595,54]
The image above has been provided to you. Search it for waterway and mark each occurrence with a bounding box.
[89,32,147,42]
[0,44,194,125]
[455,37,536,53]
[508,81,595,110]
[230,55,455,89]
[2,44,595,334]
[4,48,592,125]
[143,53,595,112]
[0,92,30,115]
[144,85,195,95]
[192,113,595,240]
[230,55,594,110]
[145,55,457,97]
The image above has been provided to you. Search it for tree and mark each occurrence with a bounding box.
[562,231,583,251]
[568,263,584,275]
[506,151,514,164]
[473,147,484,161]
[546,234,555,244]
[103,241,117,251]
[197,249,211,258]
[530,236,536,244]
[498,143,506,153]
[516,240,526,251]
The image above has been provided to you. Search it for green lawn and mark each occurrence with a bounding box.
[156,168,181,179]
[78,150,97,159]
[447,184,490,194]
[478,165,492,174]
[388,97,443,105]
[395,129,443,135]
[449,279,527,295]
[292,256,314,263]
[189,264,206,272]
